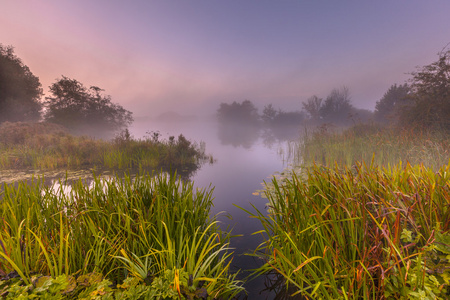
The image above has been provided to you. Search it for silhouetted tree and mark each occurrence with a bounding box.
[45,76,133,136]
[319,87,353,125]
[374,84,410,124]
[216,100,259,125]
[262,104,277,125]
[302,95,322,122]
[0,44,42,123]
[400,48,450,131]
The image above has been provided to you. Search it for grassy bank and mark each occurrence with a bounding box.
[288,124,450,171]
[0,173,243,299]
[0,122,212,173]
[249,125,450,299]
[250,162,450,299]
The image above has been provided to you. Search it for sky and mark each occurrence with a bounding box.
[1,1,450,117]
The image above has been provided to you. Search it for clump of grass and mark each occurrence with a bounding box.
[0,173,243,298]
[292,124,450,170]
[247,162,450,299]
[0,122,213,175]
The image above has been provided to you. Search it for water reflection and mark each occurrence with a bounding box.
[217,123,260,149]
[1,119,305,299]
[260,272,306,300]
[217,123,303,150]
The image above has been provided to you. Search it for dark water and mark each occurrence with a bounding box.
[130,118,298,299]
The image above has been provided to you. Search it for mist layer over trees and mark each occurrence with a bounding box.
[0,44,133,137]
[45,76,133,137]
[374,84,411,123]
[217,47,450,142]
[374,48,450,131]
[1,43,450,139]
[216,86,373,146]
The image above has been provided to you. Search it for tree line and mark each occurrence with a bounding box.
[217,47,450,132]
[0,44,133,137]
[217,86,372,128]
[375,48,450,131]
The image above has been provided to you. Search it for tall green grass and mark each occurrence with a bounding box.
[289,124,450,170]
[249,162,450,299]
[0,173,243,298]
[0,122,213,174]
[249,124,450,298]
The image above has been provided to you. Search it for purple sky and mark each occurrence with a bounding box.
[1,1,450,117]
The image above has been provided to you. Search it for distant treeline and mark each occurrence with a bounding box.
[217,87,371,128]
[0,44,132,137]
[217,47,450,132]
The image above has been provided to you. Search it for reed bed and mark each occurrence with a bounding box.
[290,124,450,171]
[0,122,212,173]
[0,173,243,298]
[248,162,450,299]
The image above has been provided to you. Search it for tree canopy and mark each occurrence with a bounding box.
[374,84,411,123]
[319,87,353,125]
[216,100,259,125]
[400,49,450,131]
[302,95,323,121]
[0,44,42,123]
[45,76,133,136]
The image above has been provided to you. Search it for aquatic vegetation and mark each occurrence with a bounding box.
[289,124,450,171]
[248,162,450,299]
[0,173,243,299]
[0,122,213,177]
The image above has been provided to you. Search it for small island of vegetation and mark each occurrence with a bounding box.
[0,44,212,179]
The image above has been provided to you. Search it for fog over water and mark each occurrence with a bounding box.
[130,117,296,298]
[2,1,450,118]
[2,1,450,297]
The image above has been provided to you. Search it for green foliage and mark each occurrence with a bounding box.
[0,271,220,299]
[248,162,450,299]
[0,173,242,299]
[0,44,42,123]
[295,123,450,171]
[400,48,450,131]
[0,122,212,175]
[44,76,133,137]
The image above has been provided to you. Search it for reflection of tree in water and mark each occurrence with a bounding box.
[261,125,303,148]
[0,156,210,187]
[217,123,260,149]
[217,122,304,150]
[260,271,306,300]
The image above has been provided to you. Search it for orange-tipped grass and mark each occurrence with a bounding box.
[249,162,450,298]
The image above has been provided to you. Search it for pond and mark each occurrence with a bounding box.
[0,118,302,299]
[130,118,301,299]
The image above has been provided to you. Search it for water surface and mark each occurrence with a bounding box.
[131,118,299,299]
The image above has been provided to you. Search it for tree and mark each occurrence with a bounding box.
[0,44,42,123]
[262,104,277,124]
[374,84,411,123]
[216,100,259,125]
[302,95,323,122]
[400,48,450,131]
[319,86,353,125]
[45,76,133,136]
